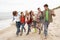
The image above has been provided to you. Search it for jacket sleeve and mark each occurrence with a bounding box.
[51,10,56,16]
[42,11,45,17]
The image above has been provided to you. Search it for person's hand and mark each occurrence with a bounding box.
[25,21,27,23]
[51,10,56,17]
[51,14,56,17]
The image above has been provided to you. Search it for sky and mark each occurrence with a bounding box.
[0,0,60,12]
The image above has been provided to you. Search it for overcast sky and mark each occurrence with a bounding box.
[0,0,60,12]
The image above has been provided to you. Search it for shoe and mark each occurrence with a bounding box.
[16,35,19,37]
[24,29,26,32]
[34,28,37,33]
[16,33,19,36]
[39,29,41,34]
[20,33,22,36]
[26,33,29,35]
[44,36,47,39]
[20,32,23,36]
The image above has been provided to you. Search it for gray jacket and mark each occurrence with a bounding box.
[43,9,54,23]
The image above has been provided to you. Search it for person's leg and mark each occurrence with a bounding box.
[44,21,49,38]
[24,27,26,32]
[37,28,40,34]
[16,22,20,36]
[41,23,43,30]
[26,24,31,35]
[20,23,25,36]
[36,27,41,34]
[36,22,41,34]
[40,19,44,31]
[33,21,37,33]
[23,23,26,32]
[42,19,44,29]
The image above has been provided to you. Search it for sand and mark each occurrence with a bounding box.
[0,8,60,40]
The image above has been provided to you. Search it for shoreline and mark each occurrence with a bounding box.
[0,19,12,30]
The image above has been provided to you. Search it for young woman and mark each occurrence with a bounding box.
[25,11,30,23]
[25,10,32,35]
[12,11,21,36]
[30,11,37,33]
[20,12,26,36]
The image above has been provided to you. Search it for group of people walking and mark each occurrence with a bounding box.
[12,4,55,39]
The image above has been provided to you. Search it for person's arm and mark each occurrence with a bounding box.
[51,10,56,17]
[19,15,21,22]
[28,15,30,20]
[42,11,45,18]
[25,16,27,23]
[12,16,15,21]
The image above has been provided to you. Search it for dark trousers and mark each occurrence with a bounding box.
[20,23,25,35]
[16,21,21,35]
[44,21,49,36]
[27,24,31,35]
[33,21,36,28]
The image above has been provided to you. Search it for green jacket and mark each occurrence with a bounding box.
[43,9,53,23]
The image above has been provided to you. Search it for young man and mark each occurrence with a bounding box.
[43,4,55,39]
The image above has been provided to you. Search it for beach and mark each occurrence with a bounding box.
[0,8,60,40]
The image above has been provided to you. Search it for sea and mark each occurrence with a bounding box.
[0,12,13,30]
[0,11,38,30]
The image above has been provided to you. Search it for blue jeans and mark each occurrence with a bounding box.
[27,24,31,35]
[33,21,36,28]
[20,23,25,34]
[44,21,49,36]
[16,21,21,35]
[40,19,44,30]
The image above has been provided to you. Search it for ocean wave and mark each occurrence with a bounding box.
[0,19,12,30]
